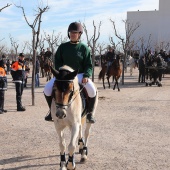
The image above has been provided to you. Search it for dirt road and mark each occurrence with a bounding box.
[1,67,170,170]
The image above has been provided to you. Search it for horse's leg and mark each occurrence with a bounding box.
[113,77,116,90]
[102,74,105,89]
[107,76,111,88]
[130,67,132,76]
[113,77,120,91]
[78,123,84,154]
[55,125,67,169]
[116,78,120,91]
[42,68,45,78]
[80,123,91,163]
[41,67,44,77]
[67,124,79,170]
[46,72,48,82]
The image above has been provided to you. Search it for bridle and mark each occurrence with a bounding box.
[52,79,85,110]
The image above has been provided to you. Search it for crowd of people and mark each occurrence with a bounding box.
[138,49,170,85]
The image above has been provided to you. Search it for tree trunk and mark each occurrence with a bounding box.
[32,33,36,106]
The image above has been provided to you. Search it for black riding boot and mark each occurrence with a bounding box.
[86,96,96,124]
[1,93,7,113]
[0,91,4,114]
[44,94,53,121]
[17,96,26,111]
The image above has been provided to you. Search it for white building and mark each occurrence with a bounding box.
[127,0,170,54]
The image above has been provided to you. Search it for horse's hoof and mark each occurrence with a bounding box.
[80,158,87,164]
[67,168,76,170]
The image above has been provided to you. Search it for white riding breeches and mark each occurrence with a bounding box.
[43,73,96,98]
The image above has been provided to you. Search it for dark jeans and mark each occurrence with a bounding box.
[15,82,24,108]
[35,73,40,87]
[15,82,24,97]
[0,90,5,111]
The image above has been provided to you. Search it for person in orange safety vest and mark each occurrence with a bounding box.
[0,59,7,114]
[11,53,26,111]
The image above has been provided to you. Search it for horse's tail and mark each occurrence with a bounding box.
[98,70,103,80]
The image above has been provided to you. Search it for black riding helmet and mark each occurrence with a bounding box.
[68,22,83,39]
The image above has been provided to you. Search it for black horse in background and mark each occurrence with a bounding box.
[145,55,164,87]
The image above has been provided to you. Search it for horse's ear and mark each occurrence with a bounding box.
[65,69,78,80]
[50,66,59,77]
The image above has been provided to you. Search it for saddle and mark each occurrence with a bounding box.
[79,85,89,118]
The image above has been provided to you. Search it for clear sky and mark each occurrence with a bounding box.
[0,0,159,53]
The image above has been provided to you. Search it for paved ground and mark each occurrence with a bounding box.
[0,66,170,170]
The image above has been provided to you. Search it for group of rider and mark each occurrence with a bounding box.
[138,49,169,86]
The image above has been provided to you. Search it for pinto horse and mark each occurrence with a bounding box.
[98,59,122,91]
[50,65,98,170]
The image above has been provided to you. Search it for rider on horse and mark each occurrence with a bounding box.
[105,46,115,75]
[43,22,97,123]
[44,48,52,61]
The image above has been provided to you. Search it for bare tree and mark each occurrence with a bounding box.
[21,41,28,53]
[82,20,102,81]
[44,30,62,60]
[0,3,11,12]
[0,44,6,54]
[38,35,45,54]
[15,4,49,105]
[110,19,140,84]
[0,38,5,42]
[95,42,107,67]
[9,34,19,60]
[26,41,33,62]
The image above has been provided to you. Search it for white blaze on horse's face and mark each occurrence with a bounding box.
[53,81,74,119]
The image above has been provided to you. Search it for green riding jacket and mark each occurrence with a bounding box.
[55,41,93,78]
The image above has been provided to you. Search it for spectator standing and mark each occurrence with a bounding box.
[138,56,145,83]
[11,53,26,111]
[24,62,30,88]
[6,59,11,74]
[0,59,7,114]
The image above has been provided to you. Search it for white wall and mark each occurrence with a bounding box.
[127,0,170,54]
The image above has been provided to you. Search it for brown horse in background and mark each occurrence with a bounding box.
[44,57,53,81]
[98,58,122,91]
[39,55,45,78]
